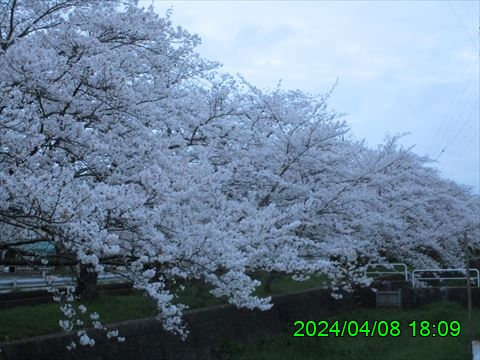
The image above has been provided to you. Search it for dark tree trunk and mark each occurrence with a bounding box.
[76,265,98,300]
[195,278,206,297]
[263,271,277,293]
[5,250,16,273]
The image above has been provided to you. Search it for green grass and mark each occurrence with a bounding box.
[0,293,157,342]
[0,286,232,342]
[0,274,325,341]
[212,301,477,360]
[2,269,477,360]
[1,278,477,360]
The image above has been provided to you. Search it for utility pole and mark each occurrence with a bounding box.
[465,231,473,359]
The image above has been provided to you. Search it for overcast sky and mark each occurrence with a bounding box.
[141,0,479,194]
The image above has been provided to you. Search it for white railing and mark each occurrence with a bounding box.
[411,268,480,288]
[0,273,127,293]
[365,264,480,288]
[3,265,479,293]
[1,265,54,273]
[365,263,409,281]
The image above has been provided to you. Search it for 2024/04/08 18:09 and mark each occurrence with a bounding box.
[293,320,461,337]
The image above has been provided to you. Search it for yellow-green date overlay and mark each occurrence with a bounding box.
[293,320,461,337]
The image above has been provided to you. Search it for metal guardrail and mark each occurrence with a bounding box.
[3,265,479,293]
[0,273,127,293]
[366,264,480,288]
[1,265,54,273]
[365,263,409,281]
[412,268,480,288]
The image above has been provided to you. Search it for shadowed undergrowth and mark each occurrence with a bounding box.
[212,301,477,360]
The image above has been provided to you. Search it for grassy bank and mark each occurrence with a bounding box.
[213,301,477,360]
[0,274,325,341]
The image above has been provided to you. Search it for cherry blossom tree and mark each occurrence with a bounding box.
[220,80,479,286]
[0,0,270,340]
[355,141,480,269]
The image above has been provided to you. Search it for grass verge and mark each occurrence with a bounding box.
[0,274,325,341]
[213,301,477,360]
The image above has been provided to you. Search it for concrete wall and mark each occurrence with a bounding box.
[0,286,478,360]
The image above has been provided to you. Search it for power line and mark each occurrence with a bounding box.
[459,1,477,29]
[447,0,479,48]
[443,128,479,187]
[434,64,479,160]
[432,0,479,160]
[457,126,479,161]
[442,104,479,174]
[436,100,479,160]
[432,59,478,157]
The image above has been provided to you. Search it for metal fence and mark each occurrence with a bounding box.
[365,263,409,281]
[366,263,480,288]
[1,264,479,293]
[411,268,480,288]
[0,273,127,293]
